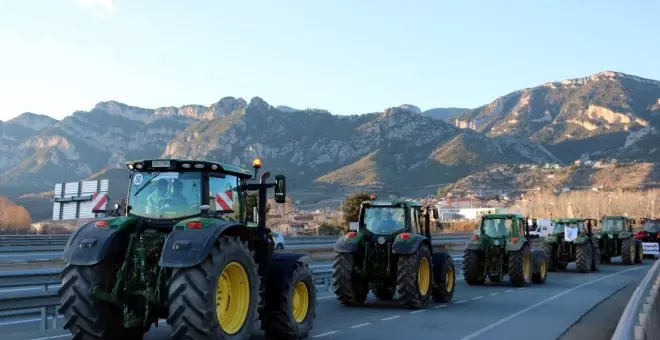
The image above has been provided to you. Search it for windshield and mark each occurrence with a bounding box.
[643,221,660,232]
[128,171,202,219]
[482,218,513,238]
[602,219,624,232]
[363,206,405,234]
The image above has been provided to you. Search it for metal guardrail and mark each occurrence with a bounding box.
[611,259,660,340]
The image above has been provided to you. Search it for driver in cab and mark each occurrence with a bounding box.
[147,179,188,213]
[370,210,402,234]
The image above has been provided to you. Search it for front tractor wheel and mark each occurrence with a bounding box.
[634,240,643,264]
[59,261,146,340]
[166,236,260,340]
[260,260,317,339]
[396,245,432,309]
[462,249,486,285]
[591,240,601,271]
[531,250,548,284]
[508,244,532,287]
[431,252,455,303]
[541,243,558,272]
[332,252,368,306]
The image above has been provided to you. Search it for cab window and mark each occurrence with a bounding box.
[208,175,240,220]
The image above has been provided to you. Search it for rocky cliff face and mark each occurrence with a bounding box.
[2,70,659,206]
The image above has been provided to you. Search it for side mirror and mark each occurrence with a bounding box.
[274,175,286,203]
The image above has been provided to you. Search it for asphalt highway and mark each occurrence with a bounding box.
[2,257,654,340]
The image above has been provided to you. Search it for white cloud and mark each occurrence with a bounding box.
[77,0,116,12]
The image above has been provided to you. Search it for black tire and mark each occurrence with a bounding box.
[167,236,260,340]
[397,245,432,309]
[575,242,592,273]
[331,252,368,306]
[260,261,316,339]
[373,287,395,301]
[634,241,643,264]
[431,252,455,303]
[508,244,532,287]
[59,261,146,340]
[531,250,547,284]
[621,238,635,265]
[590,239,600,271]
[462,249,485,285]
[541,243,557,272]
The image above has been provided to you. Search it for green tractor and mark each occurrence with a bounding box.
[58,158,316,339]
[541,218,600,273]
[463,214,548,286]
[332,199,455,309]
[597,215,643,265]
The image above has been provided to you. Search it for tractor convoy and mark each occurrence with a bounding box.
[58,157,654,339]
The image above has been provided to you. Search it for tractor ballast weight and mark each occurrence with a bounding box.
[597,215,643,265]
[541,218,600,273]
[462,214,549,287]
[332,200,455,309]
[59,158,316,340]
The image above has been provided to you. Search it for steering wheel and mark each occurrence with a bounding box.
[157,198,180,211]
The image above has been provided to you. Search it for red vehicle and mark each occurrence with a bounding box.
[635,218,660,259]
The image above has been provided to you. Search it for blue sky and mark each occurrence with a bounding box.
[1,0,659,121]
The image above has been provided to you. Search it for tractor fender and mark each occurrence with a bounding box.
[159,220,246,268]
[62,218,135,266]
[392,234,431,255]
[465,242,482,251]
[618,231,633,239]
[333,233,362,253]
[505,240,527,252]
[543,236,559,244]
[573,236,589,245]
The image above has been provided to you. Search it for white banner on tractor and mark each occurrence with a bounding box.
[564,226,578,242]
[642,242,659,256]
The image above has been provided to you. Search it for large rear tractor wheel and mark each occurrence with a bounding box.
[634,240,643,264]
[397,245,432,309]
[59,261,146,340]
[541,243,558,272]
[621,238,635,265]
[575,242,593,273]
[431,252,455,303]
[462,249,485,285]
[332,252,368,306]
[260,260,316,339]
[531,250,548,284]
[167,236,260,340]
[508,244,532,287]
[590,240,600,271]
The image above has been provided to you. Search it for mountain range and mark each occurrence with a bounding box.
[2,70,659,220]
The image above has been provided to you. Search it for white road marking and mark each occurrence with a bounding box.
[457,267,642,340]
[410,309,426,314]
[490,292,499,296]
[0,315,62,326]
[317,295,335,300]
[29,335,69,340]
[313,331,339,337]
[381,315,400,321]
[351,322,371,328]
[433,304,448,309]
[472,296,483,300]
[455,299,467,304]
[504,289,514,293]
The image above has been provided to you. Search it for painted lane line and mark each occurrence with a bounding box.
[351,322,371,328]
[433,304,448,309]
[472,296,483,300]
[457,266,642,340]
[455,299,467,304]
[381,315,400,321]
[490,292,500,296]
[410,309,426,314]
[504,289,514,293]
[317,296,335,300]
[313,331,339,338]
[29,335,69,340]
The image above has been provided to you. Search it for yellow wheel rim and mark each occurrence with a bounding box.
[523,253,531,278]
[215,262,250,334]
[418,257,430,295]
[541,258,547,277]
[446,265,454,292]
[292,281,309,323]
